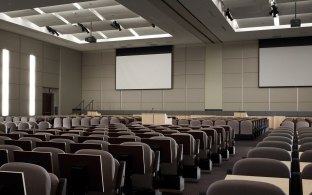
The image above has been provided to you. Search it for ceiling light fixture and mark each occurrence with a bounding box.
[111,21,122,31]
[224,8,233,21]
[46,26,59,36]
[78,23,90,33]
[290,0,301,27]
[269,1,279,18]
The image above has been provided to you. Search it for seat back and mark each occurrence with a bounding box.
[81,117,90,127]
[53,117,62,128]
[62,118,71,129]
[257,141,292,151]
[247,147,291,161]
[189,120,201,127]
[50,138,75,152]
[299,143,312,152]
[299,150,312,162]
[263,136,292,145]
[90,117,100,126]
[72,117,81,127]
[206,180,285,195]
[232,158,290,178]
[18,122,30,130]
[0,144,23,161]
[19,137,42,149]
[38,121,50,130]
[0,162,52,195]
[302,164,312,179]
[83,140,110,151]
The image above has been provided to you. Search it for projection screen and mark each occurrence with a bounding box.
[259,38,312,87]
[116,46,172,90]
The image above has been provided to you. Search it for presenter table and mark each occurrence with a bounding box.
[225,174,289,195]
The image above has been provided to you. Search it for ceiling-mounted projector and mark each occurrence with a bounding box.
[85,35,97,43]
[290,18,301,27]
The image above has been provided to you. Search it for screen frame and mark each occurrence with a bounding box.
[258,36,312,88]
[115,45,173,90]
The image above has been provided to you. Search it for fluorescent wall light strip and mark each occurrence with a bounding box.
[29,55,36,116]
[96,33,172,43]
[2,49,9,116]
[34,8,45,15]
[89,9,105,21]
[52,13,70,24]
[73,3,83,10]
[129,28,139,37]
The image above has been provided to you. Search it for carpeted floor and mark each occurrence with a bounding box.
[164,134,267,195]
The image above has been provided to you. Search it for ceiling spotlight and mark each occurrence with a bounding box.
[78,23,90,33]
[269,2,279,17]
[111,21,122,31]
[46,26,59,36]
[152,23,156,28]
[225,8,233,21]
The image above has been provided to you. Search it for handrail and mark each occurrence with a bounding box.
[84,100,94,111]
[74,100,84,110]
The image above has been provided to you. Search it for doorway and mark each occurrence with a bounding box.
[42,93,54,115]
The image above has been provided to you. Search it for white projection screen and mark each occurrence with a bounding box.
[116,46,172,90]
[259,38,312,87]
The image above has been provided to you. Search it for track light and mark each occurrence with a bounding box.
[269,2,279,17]
[225,8,233,21]
[152,24,156,28]
[111,21,122,31]
[46,26,59,36]
[78,23,90,33]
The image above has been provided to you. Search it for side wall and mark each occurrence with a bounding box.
[0,29,82,116]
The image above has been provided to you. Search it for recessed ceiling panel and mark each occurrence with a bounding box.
[4,9,39,18]
[94,5,138,20]
[118,17,151,29]
[279,13,312,25]
[24,13,65,26]
[40,4,77,13]
[79,0,119,9]
[237,17,274,28]
[134,26,166,36]
[58,9,101,23]
[102,29,133,38]
[82,21,116,31]
[51,24,82,34]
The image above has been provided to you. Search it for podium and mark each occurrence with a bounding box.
[142,113,172,125]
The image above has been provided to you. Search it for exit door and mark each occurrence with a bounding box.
[42,93,54,115]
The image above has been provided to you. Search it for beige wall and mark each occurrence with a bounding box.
[81,45,206,111]
[0,29,81,116]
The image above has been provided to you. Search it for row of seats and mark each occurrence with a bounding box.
[206,122,312,195]
[0,121,238,194]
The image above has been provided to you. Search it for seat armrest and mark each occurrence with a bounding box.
[56,178,67,195]
[177,144,183,162]
[115,161,126,195]
[153,150,160,173]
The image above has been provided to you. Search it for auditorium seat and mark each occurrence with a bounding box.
[13,116,20,122]
[247,147,291,161]
[298,137,312,145]
[270,129,294,135]
[263,136,293,145]
[18,122,30,130]
[0,123,6,133]
[202,120,213,126]
[227,119,239,135]
[118,134,141,142]
[62,118,71,129]
[0,135,11,144]
[90,117,100,126]
[99,116,109,126]
[189,119,201,128]
[60,133,79,142]
[110,117,120,124]
[178,119,189,127]
[19,137,42,149]
[0,144,23,162]
[256,141,292,151]
[71,117,81,128]
[83,140,110,151]
[299,150,312,162]
[28,121,38,129]
[88,134,109,141]
[299,143,312,152]
[53,117,63,129]
[214,119,226,126]
[281,120,295,130]
[80,117,91,127]
[21,116,28,122]
[298,133,312,140]
[50,138,74,152]
[232,158,290,178]
[301,163,312,179]
[296,120,309,131]
[33,147,65,177]
[5,122,17,133]
[38,121,51,130]
[206,180,285,195]
[267,132,293,140]
[0,162,60,195]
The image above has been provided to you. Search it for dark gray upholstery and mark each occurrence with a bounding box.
[256,141,292,151]
[206,180,286,195]
[299,137,312,145]
[300,150,312,162]
[299,143,312,152]
[232,158,290,178]
[263,136,292,145]
[302,164,312,179]
[268,133,292,140]
[247,147,291,161]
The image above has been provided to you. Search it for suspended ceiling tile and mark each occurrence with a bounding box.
[51,24,82,34]
[102,29,133,38]
[4,9,39,18]
[133,26,167,36]
[237,17,274,28]
[78,0,119,9]
[82,21,116,31]
[24,13,65,27]
[118,17,151,29]
[58,9,101,23]
[39,4,77,13]
[94,5,138,20]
